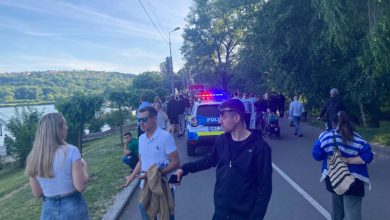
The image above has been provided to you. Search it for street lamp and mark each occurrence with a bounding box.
[168,27,180,94]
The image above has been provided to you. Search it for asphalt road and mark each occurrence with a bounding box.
[119,118,390,220]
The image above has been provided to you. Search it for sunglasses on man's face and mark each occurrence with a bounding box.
[219,109,236,117]
[137,117,150,123]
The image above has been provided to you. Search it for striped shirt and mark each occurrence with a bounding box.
[312,129,374,186]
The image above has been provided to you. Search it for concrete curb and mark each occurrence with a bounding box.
[102,179,140,220]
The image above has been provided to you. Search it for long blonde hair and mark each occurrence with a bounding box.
[26,113,67,178]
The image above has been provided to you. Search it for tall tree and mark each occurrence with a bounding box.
[108,90,132,146]
[131,71,166,91]
[55,94,104,153]
[182,0,260,89]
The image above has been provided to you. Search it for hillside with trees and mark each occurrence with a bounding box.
[0,70,136,105]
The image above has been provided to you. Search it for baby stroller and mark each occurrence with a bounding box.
[264,114,280,138]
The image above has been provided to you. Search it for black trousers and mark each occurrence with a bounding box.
[278,105,285,117]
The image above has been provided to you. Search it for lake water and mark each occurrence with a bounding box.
[0,104,113,156]
[0,104,57,155]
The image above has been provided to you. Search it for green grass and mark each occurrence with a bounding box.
[355,121,390,147]
[306,117,390,147]
[0,131,132,220]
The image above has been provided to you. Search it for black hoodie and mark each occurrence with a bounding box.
[320,95,346,123]
[181,132,272,220]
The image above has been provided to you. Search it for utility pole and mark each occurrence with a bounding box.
[168,27,180,94]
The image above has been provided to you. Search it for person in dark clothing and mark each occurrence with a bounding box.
[254,97,266,130]
[121,132,139,170]
[177,95,187,136]
[276,91,286,118]
[318,88,346,130]
[183,94,191,113]
[175,99,272,220]
[264,93,277,114]
[167,95,180,136]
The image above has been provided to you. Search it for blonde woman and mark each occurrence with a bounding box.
[26,113,89,220]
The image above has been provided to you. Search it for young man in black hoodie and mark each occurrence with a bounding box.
[175,99,272,220]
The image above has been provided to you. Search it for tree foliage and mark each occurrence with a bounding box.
[181,0,260,89]
[181,0,390,127]
[4,107,42,167]
[55,94,104,152]
[131,71,166,91]
[0,70,134,104]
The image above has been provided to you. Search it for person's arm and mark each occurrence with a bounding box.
[342,156,365,164]
[124,144,129,155]
[29,176,43,199]
[312,140,327,161]
[343,142,374,164]
[176,137,220,180]
[72,158,89,192]
[160,151,180,175]
[249,143,272,219]
[122,160,141,187]
[123,138,130,155]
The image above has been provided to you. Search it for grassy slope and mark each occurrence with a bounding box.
[0,131,131,220]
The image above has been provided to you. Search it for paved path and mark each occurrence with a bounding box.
[119,118,390,220]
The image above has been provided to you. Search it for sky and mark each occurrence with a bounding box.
[0,0,192,74]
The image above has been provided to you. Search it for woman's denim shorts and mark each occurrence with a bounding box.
[41,191,89,220]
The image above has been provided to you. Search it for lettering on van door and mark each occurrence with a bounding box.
[207,117,220,123]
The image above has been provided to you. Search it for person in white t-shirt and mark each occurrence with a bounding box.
[26,113,89,220]
[122,106,180,220]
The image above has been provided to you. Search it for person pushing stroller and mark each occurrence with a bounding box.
[264,108,280,138]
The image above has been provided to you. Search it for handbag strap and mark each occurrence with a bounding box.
[331,131,340,152]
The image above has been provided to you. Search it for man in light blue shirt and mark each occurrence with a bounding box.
[289,96,304,137]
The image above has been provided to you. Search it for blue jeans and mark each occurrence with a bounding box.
[41,191,89,220]
[292,116,302,135]
[139,189,175,220]
[331,193,362,220]
[122,155,131,166]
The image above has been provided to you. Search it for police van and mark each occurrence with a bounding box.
[185,91,256,156]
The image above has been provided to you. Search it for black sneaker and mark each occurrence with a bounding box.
[294,133,297,135]
[298,134,303,137]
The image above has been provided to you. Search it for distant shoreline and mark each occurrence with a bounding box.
[0,101,55,108]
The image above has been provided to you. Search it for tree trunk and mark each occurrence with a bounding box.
[359,103,368,127]
[359,101,380,128]
[79,127,83,154]
[221,70,228,91]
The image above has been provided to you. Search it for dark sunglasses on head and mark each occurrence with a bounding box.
[137,117,150,123]
[219,109,236,116]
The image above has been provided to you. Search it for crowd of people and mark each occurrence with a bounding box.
[25,88,373,220]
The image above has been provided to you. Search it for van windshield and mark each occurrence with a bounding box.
[197,104,220,117]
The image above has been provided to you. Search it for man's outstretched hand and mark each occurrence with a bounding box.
[174,169,184,185]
